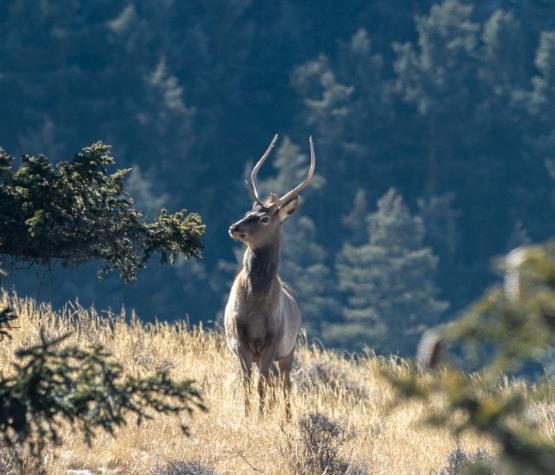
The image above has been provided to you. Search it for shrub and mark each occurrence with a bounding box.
[0,326,206,462]
[439,446,495,475]
[283,412,368,475]
[152,460,217,475]
[0,306,16,340]
[294,362,369,400]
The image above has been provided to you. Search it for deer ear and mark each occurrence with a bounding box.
[278,196,300,221]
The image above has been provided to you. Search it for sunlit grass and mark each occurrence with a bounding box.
[0,291,552,474]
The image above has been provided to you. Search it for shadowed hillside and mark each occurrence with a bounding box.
[4,0,555,355]
[1,292,553,474]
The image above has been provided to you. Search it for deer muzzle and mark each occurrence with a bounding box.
[229,223,246,240]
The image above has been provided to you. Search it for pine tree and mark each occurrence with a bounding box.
[0,142,204,282]
[481,9,526,99]
[331,188,447,354]
[341,189,369,246]
[290,28,391,249]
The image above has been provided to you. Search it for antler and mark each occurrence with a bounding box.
[277,136,316,207]
[246,134,279,205]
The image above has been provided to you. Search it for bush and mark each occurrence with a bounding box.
[0,141,207,466]
[0,325,206,462]
[439,446,495,475]
[283,412,368,475]
[152,460,217,475]
[0,306,16,340]
[294,362,369,400]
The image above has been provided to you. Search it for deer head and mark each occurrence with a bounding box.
[228,134,316,249]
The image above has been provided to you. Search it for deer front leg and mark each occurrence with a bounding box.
[257,347,278,416]
[238,351,253,416]
[278,351,294,420]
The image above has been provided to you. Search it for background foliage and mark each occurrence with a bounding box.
[2,0,555,353]
[386,241,555,474]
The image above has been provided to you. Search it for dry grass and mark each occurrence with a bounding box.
[0,291,552,475]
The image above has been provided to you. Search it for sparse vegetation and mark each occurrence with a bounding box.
[152,460,217,475]
[282,412,368,475]
[294,361,369,401]
[0,291,552,474]
[439,446,495,475]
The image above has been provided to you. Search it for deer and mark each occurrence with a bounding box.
[224,134,315,418]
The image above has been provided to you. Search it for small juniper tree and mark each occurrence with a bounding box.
[331,188,447,353]
[0,325,206,462]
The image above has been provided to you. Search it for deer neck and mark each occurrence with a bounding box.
[243,236,281,294]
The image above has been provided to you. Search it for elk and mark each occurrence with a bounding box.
[224,134,315,417]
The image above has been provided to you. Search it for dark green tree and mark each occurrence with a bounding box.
[389,0,555,309]
[331,188,447,353]
[290,28,391,244]
[0,142,204,282]
[341,189,369,246]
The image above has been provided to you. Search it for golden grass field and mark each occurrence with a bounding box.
[0,291,553,475]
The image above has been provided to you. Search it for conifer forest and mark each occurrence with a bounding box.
[2,0,555,356]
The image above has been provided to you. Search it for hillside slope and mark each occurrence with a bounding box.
[0,292,553,474]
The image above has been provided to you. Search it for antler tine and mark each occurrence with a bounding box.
[277,136,316,206]
[246,134,279,204]
[245,177,261,205]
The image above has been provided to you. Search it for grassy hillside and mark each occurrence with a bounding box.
[0,291,553,474]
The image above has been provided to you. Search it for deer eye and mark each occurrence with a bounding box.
[260,216,270,224]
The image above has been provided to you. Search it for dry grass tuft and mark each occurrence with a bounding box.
[0,291,552,474]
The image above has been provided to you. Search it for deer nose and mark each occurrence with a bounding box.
[229,223,242,236]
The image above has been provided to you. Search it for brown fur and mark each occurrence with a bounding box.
[225,135,314,418]
[224,197,301,418]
